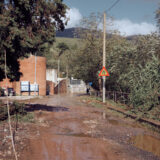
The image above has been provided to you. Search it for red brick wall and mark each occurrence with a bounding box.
[0,55,46,96]
[54,79,67,94]
[19,55,46,96]
[0,79,13,89]
[46,81,55,95]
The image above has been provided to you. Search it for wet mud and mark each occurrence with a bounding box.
[19,94,160,160]
[130,134,160,157]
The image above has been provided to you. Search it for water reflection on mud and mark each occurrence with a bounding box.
[130,134,160,157]
[108,119,119,125]
[56,133,91,138]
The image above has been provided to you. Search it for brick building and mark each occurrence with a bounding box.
[0,55,46,96]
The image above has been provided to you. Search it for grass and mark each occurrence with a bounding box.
[80,95,125,117]
[79,95,160,132]
[0,101,35,123]
[80,95,127,110]
[55,37,82,48]
[140,122,160,134]
[84,95,160,121]
[90,102,103,108]
[12,112,35,123]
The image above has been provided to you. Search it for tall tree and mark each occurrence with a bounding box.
[71,13,103,89]
[156,5,160,33]
[0,0,68,81]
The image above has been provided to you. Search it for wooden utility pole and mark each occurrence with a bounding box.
[103,12,106,103]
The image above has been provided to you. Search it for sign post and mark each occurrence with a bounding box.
[103,12,106,103]
[98,66,110,102]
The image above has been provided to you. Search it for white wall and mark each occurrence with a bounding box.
[46,69,57,84]
[69,80,87,93]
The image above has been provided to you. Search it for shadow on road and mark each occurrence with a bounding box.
[25,104,69,112]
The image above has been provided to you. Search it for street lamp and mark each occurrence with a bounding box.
[34,52,37,96]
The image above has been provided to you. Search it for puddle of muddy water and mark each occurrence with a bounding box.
[55,133,92,138]
[130,134,160,157]
[107,118,141,129]
[108,119,119,126]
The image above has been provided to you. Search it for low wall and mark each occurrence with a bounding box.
[54,80,67,94]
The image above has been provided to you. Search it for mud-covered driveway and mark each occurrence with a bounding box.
[20,94,160,160]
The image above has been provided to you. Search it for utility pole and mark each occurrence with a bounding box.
[103,12,106,103]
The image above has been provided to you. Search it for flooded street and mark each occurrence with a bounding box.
[19,94,160,160]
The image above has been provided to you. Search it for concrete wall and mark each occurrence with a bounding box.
[69,80,87,94]
[46,69,57,84]
[0,55,46,96]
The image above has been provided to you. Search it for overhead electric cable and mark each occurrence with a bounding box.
[101,0,120,103]
[105,0,120,13]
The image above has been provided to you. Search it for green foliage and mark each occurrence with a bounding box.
[12,101,26,115]
[0,0,68,81]
[0,101,26,120]
[71,42,102,89]
[13,112,34,123]
[46,37,84,78]
[105,35,136,92]
[69,13,160,114]
[156,5,160,33]
[0,87,4,96]
[57,42,69,57]
[126,55,160,111]
[70,13,103,89]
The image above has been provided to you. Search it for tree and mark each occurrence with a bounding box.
[156,5,160,33]
[56,42,69,77]
[125,55,160,111]
[155,5,160,54]
[0,0,68,81]
[105,35,136,92]
[57,42,69,57]
[71,13,104,89]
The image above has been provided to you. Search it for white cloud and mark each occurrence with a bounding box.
[109,19,157,36]
[65,8,157,36]
[66,8,82,28]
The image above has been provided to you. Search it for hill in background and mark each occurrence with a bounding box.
[56,27,143,40]
[56,28,76,38]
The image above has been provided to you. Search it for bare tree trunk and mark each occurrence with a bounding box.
[5,50,18,160]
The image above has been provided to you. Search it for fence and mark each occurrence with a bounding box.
[90,90,130,105]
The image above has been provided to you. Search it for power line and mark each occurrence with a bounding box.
[101,0,120,103]
[105,0,120,13]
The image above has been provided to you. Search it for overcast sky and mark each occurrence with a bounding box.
[64,0,159,36]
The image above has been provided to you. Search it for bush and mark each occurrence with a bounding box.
[0,87,4,96]
[0,101,26,121]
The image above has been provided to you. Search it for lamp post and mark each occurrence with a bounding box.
[34,52,37,96]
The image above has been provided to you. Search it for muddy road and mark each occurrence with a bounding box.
[20,94,160,160]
